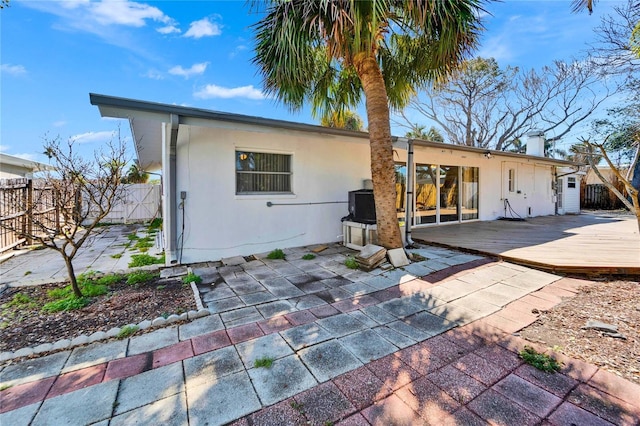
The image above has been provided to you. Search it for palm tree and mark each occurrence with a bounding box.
[321,110,365,131]
[406,124,445,142]
[252,0,486,248]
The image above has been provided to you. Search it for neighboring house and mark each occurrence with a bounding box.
[90,94,581,265]
[0,153,49,179]
[584,165,629,185]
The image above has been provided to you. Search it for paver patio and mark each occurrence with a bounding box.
[1,233,639,425]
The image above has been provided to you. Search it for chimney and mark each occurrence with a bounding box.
[526,131,545,157]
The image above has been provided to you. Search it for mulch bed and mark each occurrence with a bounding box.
[0,276,196,353]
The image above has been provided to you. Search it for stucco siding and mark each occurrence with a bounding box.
[175,125,371,263]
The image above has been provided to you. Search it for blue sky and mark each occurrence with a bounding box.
[0,0,624,164]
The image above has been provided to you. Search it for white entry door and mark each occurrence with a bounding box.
[502,162,534,218]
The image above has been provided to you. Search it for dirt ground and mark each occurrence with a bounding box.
[520,278,640,386]
[0,276,196,353]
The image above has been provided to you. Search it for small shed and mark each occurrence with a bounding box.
[556,167,583,214]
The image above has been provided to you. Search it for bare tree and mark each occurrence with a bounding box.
[398,57,613,151]
[0,132,128,298]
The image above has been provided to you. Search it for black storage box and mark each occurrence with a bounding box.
[348,189,376,224]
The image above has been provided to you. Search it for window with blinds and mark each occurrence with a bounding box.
[236,151,292,194]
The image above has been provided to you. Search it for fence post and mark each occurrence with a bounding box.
[26,179,33,244]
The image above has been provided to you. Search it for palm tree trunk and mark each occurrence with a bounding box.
[355,56,403,249]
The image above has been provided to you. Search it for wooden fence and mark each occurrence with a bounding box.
[0,178,61,253]
[581,183,625,210]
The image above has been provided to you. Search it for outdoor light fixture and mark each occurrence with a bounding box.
[484,151,492,159]
[239,153,248,160]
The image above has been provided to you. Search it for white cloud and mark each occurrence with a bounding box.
[194,84,266,100]
[184,17,222,39]
[71,131,116,144]
[157,24,180,35]
[89,1,168,27]
[0,145,10,152]
[229,45,248,58]
[144,69,164,80]
[168,62,208,79]
[1,64,27,75]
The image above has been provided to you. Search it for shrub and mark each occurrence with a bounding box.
[126,271,157,286]
[47,286,73,300]
[302,253,316,260]
[81,283,108,297]
[266,248,286,260]
[42,296,89,313]
[519,346,561,373]
[344,256,359,269]
[182,272,203,285]
[129,253,164,267]
[117,325,139,339]
[149,218,162,230]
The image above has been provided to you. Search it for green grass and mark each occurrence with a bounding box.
[126,271,157,286]
[302,253,316,260]
[182,272,203,285]
[127,233,139,241]
[47,286,73,300]
[148,218,162,230]
[111,253,123,259]
[42,296,89,313]
[117,325,139,339]
[24,270,32,276]
[266,248,286,260]
[96,274,123,286]
[128,253,164,268]
[253,356,275,368]
[519,346,562,373]
[344,256,359,269]
[81,283,108,297]
[5,293,35,308]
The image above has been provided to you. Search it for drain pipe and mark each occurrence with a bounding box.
[404,138,415,248]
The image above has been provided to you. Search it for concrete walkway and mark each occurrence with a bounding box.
[1,241,639,425]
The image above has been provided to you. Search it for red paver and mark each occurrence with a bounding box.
[47,363,107,399]
[441,407,489,426]
[427,364,487,404]
[454,353,508,386]
[336,413,370,426]
[588,368,640,406]
[552,352,599,383]
[473,343,523,371]
[420,334,466,363]
[395,376,460,420]
[191,329,231,355]
[517,293,561,311]
[227,322,264,344]
[332,366,390,410]
[458,320,506,343]
[503,298,543,316]
[495,305,539,326]
[309,304,340,319]
[546,277,590,293]
[152,340,194,369]
[547,402,615,426]
[246,398,306,425]
[514,364,579,398]
[332,295,378,313]
[480,312,531,334]
[467,388,542,426]
[369,286,402,303]
[537,285,578,299]
[366,354,421,391]
[0,376,55,414]
[258,315,292,334]
[442,327,486,352]
[227,417,251,426]
[361,393,421,426]
[567,384,640,426]
[293,381,356,425]
[394,342,448,376]
[104,353,152,381]
[493,374,562,418]
[398,279,433,297]
[528,290,563,305]
[284,310,316,326]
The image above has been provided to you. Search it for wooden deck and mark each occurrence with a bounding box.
[411,212,639,275]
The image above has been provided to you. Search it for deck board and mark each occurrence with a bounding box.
[411,213,639,275]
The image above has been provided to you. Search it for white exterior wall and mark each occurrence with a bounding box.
[175,125,371,263]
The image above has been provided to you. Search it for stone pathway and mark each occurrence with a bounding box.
[1,243,639,425]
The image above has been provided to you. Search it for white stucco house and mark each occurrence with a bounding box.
[90,94,582,265]
[0,153,50,179]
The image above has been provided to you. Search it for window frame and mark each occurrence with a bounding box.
[235,150,293,195]
[567,176,576,189]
